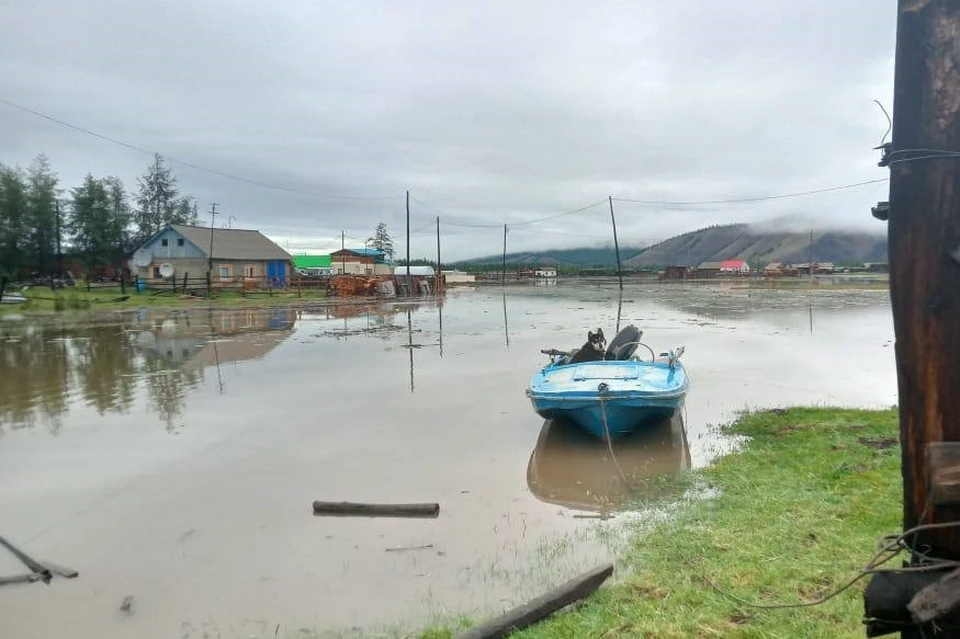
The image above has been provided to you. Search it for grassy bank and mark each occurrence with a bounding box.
[0,287,329,314]
[426,407,901,638]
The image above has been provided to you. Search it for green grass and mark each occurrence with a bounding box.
[423,407,901,639]
[0,286,329,314]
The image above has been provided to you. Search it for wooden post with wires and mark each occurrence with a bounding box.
[502,224,508,285]
[436,215,442,295]
[862,2,960,637]
[406,190,411,280]
[608,196,623,290]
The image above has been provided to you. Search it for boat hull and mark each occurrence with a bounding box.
[526,360,688,440]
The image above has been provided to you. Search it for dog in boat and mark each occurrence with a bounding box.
[566,328,607,364]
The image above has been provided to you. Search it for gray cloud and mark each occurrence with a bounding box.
[0,0,895,259]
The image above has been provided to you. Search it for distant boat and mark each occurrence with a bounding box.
[525,325,689,440]
[0,292,27,305]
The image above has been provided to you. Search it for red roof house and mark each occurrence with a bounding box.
[719,259,750,273]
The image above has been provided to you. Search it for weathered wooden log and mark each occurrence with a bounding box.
[863,570,960,637]
[0,572,47,587]
[456,563,614,639]
[312,501,440,518]
[909,566,960,624]
[39,561,78,579]
[0,535,51,580]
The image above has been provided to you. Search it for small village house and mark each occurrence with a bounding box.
[534,267,558,278]
[329,248,394,275]
[660,265,695,281]
[719,259,750,275]
[696,261,723,278]
[293,254,333,275]
[130,224,292,286]
[441,269,476,285]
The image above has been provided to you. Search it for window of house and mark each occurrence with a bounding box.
[177,238,184,247]
[219,264,231,278]
[244,264,255,277]
[152,266,161,278]
[161,238,168,247]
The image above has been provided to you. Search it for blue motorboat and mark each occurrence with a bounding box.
[525,325,689,440]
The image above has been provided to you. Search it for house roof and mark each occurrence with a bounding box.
[293,254,332,268]
[167,225,291,261]
[698,261,723,269]
[720,259,747,268]
[331,247,385,257]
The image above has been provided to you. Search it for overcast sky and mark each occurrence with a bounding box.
[0,1,895,259]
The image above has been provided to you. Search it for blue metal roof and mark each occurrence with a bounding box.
[347,248,385,256]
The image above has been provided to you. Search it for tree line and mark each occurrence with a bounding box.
[0,153,201,278]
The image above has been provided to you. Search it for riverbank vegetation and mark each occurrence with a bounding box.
[425,407,900,638]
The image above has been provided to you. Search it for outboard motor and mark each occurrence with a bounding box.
[605,325,643,360]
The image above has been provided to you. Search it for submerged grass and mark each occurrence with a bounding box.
[424,407,901,639]
[0,287,329,314]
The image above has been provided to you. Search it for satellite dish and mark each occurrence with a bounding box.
[132,249,152,268]
[159,263,175,278]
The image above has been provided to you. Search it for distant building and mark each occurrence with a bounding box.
[129,224,292,286]
[535,267,558,278]
[293,254,333,275]
[329,248,393,275]
[864,262,889,273]
[696,261,723,278]
[719,259,750,274]
[660,265,695,280]
[442,270,476,285]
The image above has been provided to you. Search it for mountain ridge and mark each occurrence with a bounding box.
[456,224,887,267]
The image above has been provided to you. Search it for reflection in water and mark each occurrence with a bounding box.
[0,308,296,433]
[407,309,415,393]
[526,410,691,515]
[502,291,510,347]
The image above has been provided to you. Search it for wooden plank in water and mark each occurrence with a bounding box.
[312,501,440,518]
[456,563,614,639]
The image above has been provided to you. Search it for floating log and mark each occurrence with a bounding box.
[120,595,134,612]
[0,535,51,580]
[0,572,47,587]
[456,563,614,639]
[312,501,440,518]
[385,544,434,553]
[39,561,78,579]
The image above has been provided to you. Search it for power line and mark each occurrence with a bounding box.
[0,97,401,203]
[612,178,888,206]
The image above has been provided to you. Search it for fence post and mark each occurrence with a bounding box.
[86,272,91,293]
[298,275,302,298]
[206,272,211,297]
[182,272,188,294]
[120,273,125,295]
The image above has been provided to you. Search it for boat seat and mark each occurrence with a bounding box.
[605,325,642,360]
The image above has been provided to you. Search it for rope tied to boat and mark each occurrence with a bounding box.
[597,383,628,484]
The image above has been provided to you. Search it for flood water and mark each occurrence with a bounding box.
[0,282,897,638]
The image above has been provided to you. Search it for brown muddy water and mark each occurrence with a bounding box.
[0,282,896,638]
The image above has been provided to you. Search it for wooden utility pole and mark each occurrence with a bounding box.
[863,3,960,637]
[608,196,623,290]
[207,202,218,276]
[889,0,960,556]
[808,229,814,280]
[341,230,345,274]
[55,200,62,278]
[406,190,411,279]
[502,224,508,285]
[436,215,441,294]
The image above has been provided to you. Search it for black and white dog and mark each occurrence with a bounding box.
[566,328,607,364]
